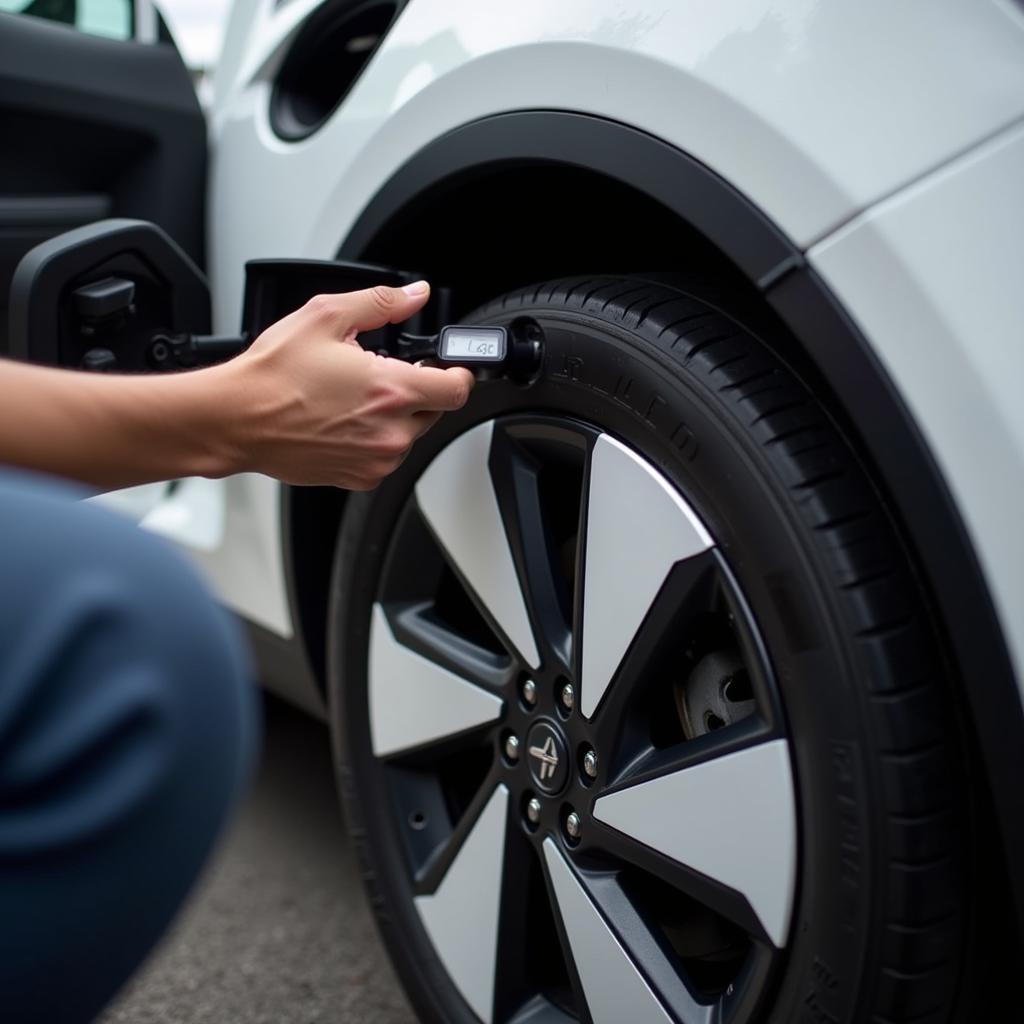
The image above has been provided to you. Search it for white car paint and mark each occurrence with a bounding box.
[133,0,1024,710]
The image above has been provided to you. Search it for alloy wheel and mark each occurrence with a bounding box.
[366,415,798,1024]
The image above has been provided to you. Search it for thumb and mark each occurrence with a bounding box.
[302,280,431,339]
[405,364,475,412]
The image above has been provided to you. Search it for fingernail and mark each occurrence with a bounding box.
[402,280,429,296]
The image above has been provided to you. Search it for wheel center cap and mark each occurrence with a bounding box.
[526,720,569,794]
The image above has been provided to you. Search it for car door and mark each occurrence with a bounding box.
[0,0,207,520]
[0,0,205,357]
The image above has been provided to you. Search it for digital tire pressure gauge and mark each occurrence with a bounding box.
[136,321,540,379]
[385,323,541,380]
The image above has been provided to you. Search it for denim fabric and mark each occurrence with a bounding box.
[0,471,258,1023]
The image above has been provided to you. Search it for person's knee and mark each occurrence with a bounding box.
[79,511,259,845]
[110,530,259,825]
[0,472,259,1024]
[0,471,258,858]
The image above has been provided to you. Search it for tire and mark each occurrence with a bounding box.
[329,276,968,1024]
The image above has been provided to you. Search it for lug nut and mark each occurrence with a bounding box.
[565,811,582,841]
[560,682,575,712]
[582,748,598,779]
[526,797,542,826]
[522,679,538,706]
[504,734,520,762]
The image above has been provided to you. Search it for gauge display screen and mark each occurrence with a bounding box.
[439,326,506,361]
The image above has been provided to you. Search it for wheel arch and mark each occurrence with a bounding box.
[284,111,1024,929]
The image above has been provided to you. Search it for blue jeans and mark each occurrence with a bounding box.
[0,471,258,1024]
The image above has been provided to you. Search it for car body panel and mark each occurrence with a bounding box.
[212,0,1024,284]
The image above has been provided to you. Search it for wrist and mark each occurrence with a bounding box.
[172,362,250,479]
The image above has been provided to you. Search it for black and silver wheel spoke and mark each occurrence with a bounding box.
[487,421,585,672]
[416,420,542,669]
[590,733,797,948]
[542,840,715,1024]
[583,548,723,760]
[385,599,513,694]
[368,604,504,760]
[577,434,713,721]
[414,784,511,1023]
[492,798,579,1023]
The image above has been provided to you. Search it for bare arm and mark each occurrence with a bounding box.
[0,357,241,489]
[0,282,474,491]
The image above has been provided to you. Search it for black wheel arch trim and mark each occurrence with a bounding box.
[286,110,1024,923]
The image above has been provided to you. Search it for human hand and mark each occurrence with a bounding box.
[221,281,474,488]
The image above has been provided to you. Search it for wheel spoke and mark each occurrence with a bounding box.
[416,420,540,668]
[593,738,797,947]
[488,423,581,670]
[414,784,509,1024]
[580,434,713,719]
[585,549,722,758]
[506,997,577,1024]
[490,810,539,1021]
[491,800,578,1022]
[542,839,712,1024]
[369,604,503,758]
[386,600,513,693]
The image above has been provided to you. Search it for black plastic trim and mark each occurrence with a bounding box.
[335,110,1024,923]
[0,194,111,227]
[340,111,796,285]
[8,218,209,366]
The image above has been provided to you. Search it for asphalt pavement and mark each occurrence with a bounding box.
[100,695,416,1024]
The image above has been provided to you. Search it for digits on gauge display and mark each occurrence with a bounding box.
[438,326,507,363]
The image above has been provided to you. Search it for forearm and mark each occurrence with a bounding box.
[0,283,469,492]
[0,359,242,489]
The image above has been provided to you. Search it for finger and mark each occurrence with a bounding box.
[405,365,475,412]
[300,281,431,338]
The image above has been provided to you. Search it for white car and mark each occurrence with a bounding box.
[2,1,1023,1021]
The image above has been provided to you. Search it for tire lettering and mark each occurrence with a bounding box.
[811,957,839,991]
[554,351,700,462]
[613,376,634,406]
[831,742,862,929]
[670,421,698,461]
[802,988,840,1024]
[643,392,665,424]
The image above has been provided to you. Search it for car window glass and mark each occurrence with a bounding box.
[0,0,133,41]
